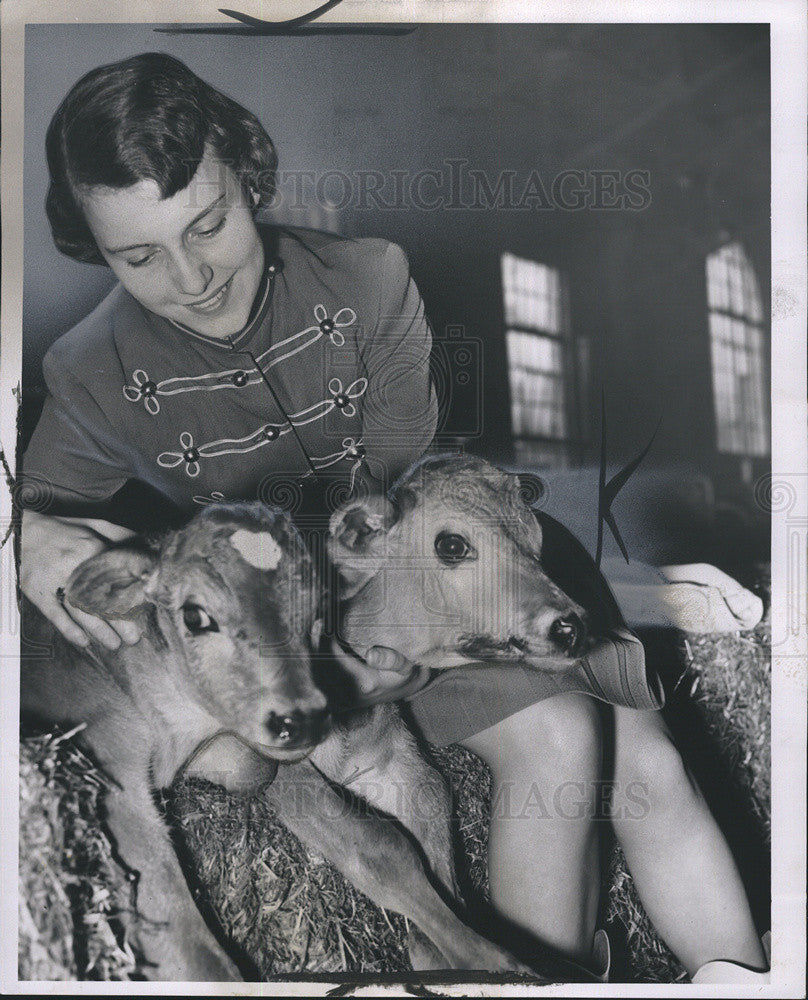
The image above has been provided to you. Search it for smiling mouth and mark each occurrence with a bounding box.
[187,277,233,314]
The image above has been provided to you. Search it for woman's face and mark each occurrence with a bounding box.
[79,150,265,339]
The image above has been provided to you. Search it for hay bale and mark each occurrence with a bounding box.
[170,776,409,975]
[603,567,771,982]
[18,728,137,981]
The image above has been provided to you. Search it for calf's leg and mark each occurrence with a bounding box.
[312,706,459,897]
[92,730,241,983]
[265,759,532,974]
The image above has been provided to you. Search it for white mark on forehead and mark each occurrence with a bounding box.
[230,529,283,570]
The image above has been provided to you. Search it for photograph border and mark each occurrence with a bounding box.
[2,2,805,995]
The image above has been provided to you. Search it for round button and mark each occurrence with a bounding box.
[267,258,284,275]
[335,393,350,409]
[348,444,366,458]
[263,425,279,440]
[183,447,200,463]
[320,317,335,334]
[142,380,157,397]
[232,370,248,387]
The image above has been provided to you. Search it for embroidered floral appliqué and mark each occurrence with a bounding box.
[328,377,367,418]
[312,304,356,347]
[193,491,227,506]
[123,304,358,415]
[123,370,161,415]
[155,382,368,477]
[309,437,367,490]
[158,431,202,477]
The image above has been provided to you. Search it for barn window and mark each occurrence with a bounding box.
[706,243,768,456]
[501,252,575,467]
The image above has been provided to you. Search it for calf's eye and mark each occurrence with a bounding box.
[182,603,219,634]
[435,531,473,564]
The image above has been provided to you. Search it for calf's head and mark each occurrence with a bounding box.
[329,456,588,670]
[66,503,328,758]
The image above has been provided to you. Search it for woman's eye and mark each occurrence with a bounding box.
[126,252,157,268]
[182,603,219,634]
[195,217,226,239]
[434,532,473,564]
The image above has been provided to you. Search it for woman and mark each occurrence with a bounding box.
[21,52,769,983]
[23,52,437,667]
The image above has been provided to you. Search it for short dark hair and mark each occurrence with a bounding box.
[45,52,278,265]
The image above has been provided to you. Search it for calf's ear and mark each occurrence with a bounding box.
[328,497,399,598]
[66,548,158,620]
[327,496,399,557]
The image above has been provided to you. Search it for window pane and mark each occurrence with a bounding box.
[507,330,566,440]
[706,242,765,323]
[742,260,764,322]
[728,262,744,315]
[501,252,562,334]
[503,255,572,451]
[706,244,769,457]
[707,254,729,311]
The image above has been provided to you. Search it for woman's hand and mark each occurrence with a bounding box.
[328,638,432,708]
[21,509,141,650]
[657,563,764,631]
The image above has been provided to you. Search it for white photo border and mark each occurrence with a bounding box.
[1,2,805,996]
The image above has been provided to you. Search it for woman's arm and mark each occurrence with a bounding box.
[21,341,142,648]
[358,241,438,490]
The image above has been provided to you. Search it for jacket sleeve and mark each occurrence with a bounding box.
[21,348,133,513]
[358,242,438,489]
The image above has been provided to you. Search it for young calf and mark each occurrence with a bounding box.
[329,454,590,668]
[312,455,604,972]
[21,500,529,980]
[22,504,326,980]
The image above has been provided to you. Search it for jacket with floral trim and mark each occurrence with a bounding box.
[23,226,438,519]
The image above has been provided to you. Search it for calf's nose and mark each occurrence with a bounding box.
[549,612,587,656]
[265,707,330,750]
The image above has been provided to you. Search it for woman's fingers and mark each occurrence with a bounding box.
[111,618,142,645]
[37,593,140,651]
[34,586,139,651]
[328,638,418,698]
[329,639,388,694]
[43,599,94,649]
[21,510,144,651]
[364,645,415,676]
[62,601,126,651]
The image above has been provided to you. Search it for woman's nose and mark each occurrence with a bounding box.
[167,250,214,297]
